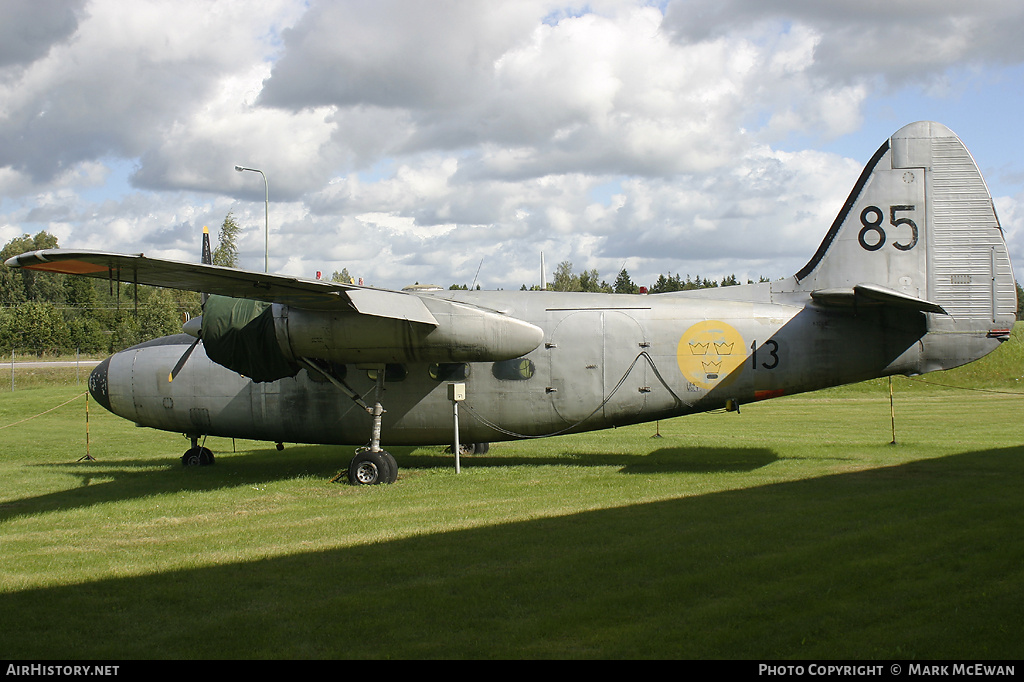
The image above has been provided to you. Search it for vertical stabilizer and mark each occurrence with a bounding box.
[794,121,1015,327]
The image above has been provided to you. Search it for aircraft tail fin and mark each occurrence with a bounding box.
[793,121,1015,332]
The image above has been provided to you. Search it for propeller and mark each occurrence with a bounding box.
[168,335,201,382]
[168,227,210,382]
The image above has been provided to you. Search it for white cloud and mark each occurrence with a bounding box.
[0,0,1021,292]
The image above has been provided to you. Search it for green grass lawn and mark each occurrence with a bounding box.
[1,332,1023,659]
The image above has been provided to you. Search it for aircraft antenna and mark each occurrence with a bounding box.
[471,258,483,291]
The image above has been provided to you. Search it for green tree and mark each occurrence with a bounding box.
[650,273,683,293]
[65,315,107,354]
[579,269,611,293]
[109,309,142,352]
[613,269,638,294]
[138,288,185,340]
[4,301,71,354]
[0,231,63,305]
[62,276,107,353]
[551,261,580,292]
[332,268,353,284]
[213,213,241,267]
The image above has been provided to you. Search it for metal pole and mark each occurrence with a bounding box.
[453,400,461,474]
[448,383,465,473]
[79,390,95,462]
[261,171,268,273]
[234,166,269,272]
[889,376,897,445]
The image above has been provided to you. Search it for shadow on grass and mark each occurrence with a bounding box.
[401,445,779,474]
[2,446,1022,659]
[0,444,357,522]
[1,445,778,523]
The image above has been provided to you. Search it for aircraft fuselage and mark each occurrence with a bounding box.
[88,283,1000,447]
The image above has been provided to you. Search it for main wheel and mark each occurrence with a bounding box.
[348,450,394,485]
[382,451,398,484]
[181,447,215,466]
[451,442,489,456]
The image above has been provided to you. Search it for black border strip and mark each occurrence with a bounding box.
[794,139,891,283]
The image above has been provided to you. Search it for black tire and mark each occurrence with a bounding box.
[182,447,215,466]
[348,450,392,485]
[453,442,489,456]
[382,451,398,484]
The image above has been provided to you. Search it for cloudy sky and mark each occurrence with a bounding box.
[2,0,1024,291]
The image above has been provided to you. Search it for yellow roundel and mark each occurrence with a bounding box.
[676,320,746,390]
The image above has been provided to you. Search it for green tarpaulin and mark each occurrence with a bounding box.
[201,295,299,382]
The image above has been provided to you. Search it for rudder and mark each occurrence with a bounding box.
[795,121,1015,333]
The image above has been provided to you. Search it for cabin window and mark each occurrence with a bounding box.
[429,363,471,381]
[492,358,536,381]
[366,364,408,382]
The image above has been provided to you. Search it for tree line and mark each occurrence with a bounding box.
[519,260,769,294]
[522,261,1024,323]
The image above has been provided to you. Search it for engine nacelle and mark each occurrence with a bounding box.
[199,294,544,382]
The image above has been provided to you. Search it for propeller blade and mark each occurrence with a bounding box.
[168,337,201,382]
[168,225,211,382]
[202,225,212,265]
[201,226,212,305]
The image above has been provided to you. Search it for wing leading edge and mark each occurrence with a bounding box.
[5,249,438,325]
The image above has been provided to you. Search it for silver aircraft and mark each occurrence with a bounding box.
[6,122,1017,484]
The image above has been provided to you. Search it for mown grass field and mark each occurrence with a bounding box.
[1,331,1023,659]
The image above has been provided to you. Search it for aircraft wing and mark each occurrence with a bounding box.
[5,249,438,325]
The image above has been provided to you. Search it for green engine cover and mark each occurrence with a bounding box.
[201,295,298,382]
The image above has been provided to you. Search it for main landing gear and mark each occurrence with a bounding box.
[182,436,214,466]
[343,369,398,486]
[452,442,489,456]
[348,448,398,485]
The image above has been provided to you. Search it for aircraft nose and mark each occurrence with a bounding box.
[88,357,111,412]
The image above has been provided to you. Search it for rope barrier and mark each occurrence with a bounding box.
[902,376,1024,396]
[0,391,87,430]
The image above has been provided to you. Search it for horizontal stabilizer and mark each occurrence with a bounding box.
[811,283,948,315]
[5,249,438,325]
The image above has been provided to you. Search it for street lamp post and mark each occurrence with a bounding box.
[234,165,269,272]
